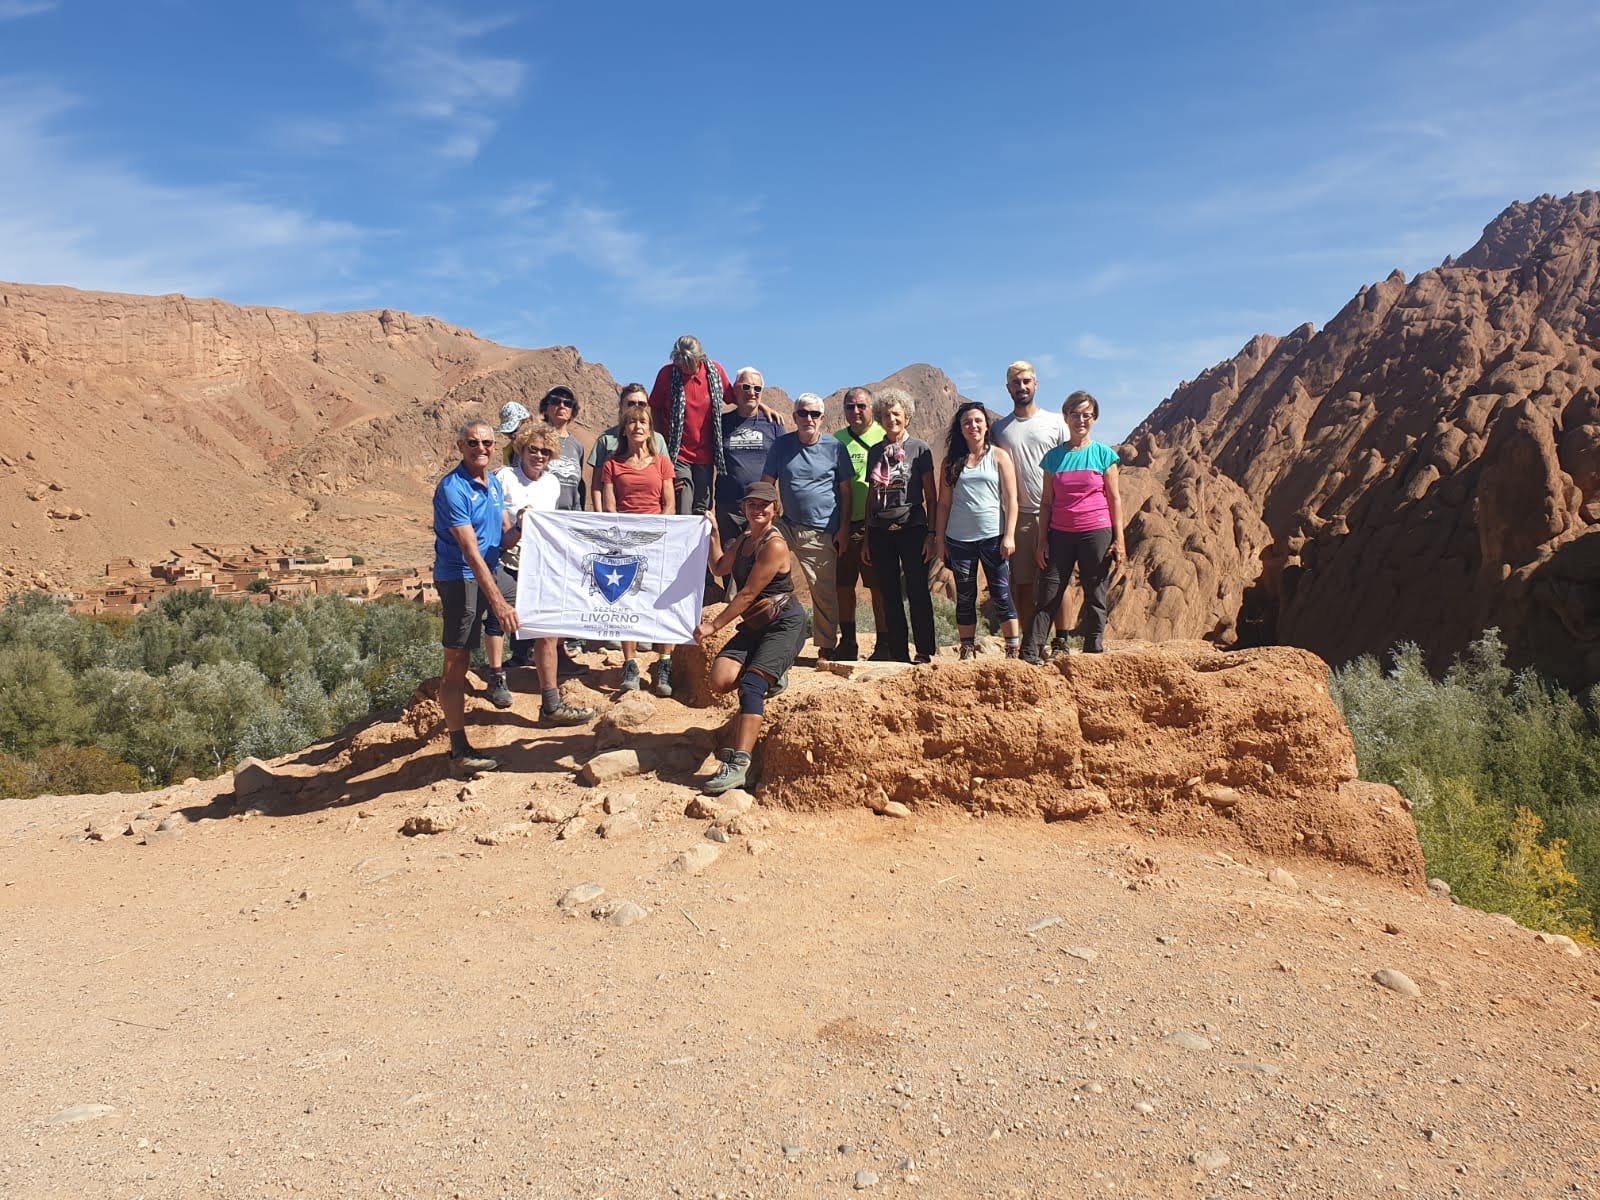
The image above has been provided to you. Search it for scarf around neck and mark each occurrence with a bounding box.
[669,362,726,472]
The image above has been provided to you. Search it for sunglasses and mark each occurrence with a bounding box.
[844,402,869,411]
[795,410,823,420]
[544,397,574,409]
[463,438,495,448]
[525,447,554,458]
[739,383,764,393]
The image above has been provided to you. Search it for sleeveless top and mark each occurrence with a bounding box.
[945,447,1002,542]
[733,527,793,602]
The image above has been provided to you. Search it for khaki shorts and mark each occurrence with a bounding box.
[1011,512,1043,587]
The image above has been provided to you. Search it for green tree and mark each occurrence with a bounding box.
[0,645,82,755]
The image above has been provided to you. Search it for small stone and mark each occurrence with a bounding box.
[1267,866,1298,891]
[1373,968,1421,997]
[726,812,771,836]
[1198,784,1240,810]
[1063,946,1099,963]
[232,756,278,802]
[706,825,731,844]
[879,801,912,819]
[1164,1030,1212,1051]
[558,883,605,909]
[1383,922,1403,935]
[1190,1149,1230,1173]
[474,821,534,846]
[1134,1101,1155,1115]
[853,1168,879,1189]
[527,799,574,823]
[401,807,459,836]
[156,814,185,832]
[1534,932,1584,958]
[456,784,477,802]
[603,791,638,815]
[1239,1061,1283,1077]
[1081,1080,1104,1094]
[598,811,643,840]
[1027,915,1064,933]
[1425,1127,1446,1145]
[45,1103,120,1126]
[1426,878,1452,899]
[579,749,641,786]
[687,792,753,821]
[556,815,588,840]
[782,1144,802,1161]
[674,843,722,874]
[745,838,774,857]
[601,900,647,928]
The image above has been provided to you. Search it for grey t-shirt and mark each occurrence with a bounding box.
[993,409,1068,512]
[763,433,853,532]
[551,433,585,510]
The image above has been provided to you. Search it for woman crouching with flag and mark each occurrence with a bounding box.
[694,481,805,795]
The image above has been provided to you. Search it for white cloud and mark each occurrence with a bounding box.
[0,0,57,19]
[0,79,363,302]
[348,0,525,163]
[1073,333,1131,362]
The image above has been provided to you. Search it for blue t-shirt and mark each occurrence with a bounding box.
[763,434,854,532]
[432,463,506,581]
[717,410,786,510]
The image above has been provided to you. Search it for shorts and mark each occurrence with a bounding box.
[717,604,807,682]
[483,565,518,638]
[438,578,489,651]
[1011,511,1043,587]
[836,519,878,590]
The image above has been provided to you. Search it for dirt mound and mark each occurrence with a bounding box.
[1119,191,1600,685]
[758,644,1423,884]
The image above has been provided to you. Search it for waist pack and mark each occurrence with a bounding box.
[740,591,793,632]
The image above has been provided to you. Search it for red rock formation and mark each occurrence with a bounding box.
[1120,192,1600,686]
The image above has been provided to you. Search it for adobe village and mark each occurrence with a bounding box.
[3,194,1600,1197]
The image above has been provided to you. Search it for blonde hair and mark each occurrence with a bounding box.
[1006,360,1035,383]
[513,421,561,458]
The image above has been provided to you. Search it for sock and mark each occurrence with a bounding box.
[542,686,561,711]
[729,750,751,767]
[449,729,470,756]
[1006,636,1022,649]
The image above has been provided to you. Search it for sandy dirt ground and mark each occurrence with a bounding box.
[4,655,1599,1200]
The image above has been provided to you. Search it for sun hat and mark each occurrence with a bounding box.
[496,401,532,434]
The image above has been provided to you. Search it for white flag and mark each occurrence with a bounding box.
[515,511,712,644]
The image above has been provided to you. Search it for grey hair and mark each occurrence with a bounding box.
[872,387,915,423]
[671,334,706,367]
[734,365,764,383]
[842,386,874,406]
[793,391,825,413]
[457,418,494,441]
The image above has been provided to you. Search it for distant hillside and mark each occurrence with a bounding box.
[1112,192,1600,686]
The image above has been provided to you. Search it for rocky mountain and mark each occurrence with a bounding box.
[1114,192,1600,686]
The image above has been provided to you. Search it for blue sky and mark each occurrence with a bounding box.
[3,1,1598,439]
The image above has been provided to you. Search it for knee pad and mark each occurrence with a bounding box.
[738,670,772,717]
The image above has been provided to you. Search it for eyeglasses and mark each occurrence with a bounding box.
[739,383,764,393]
[1067,411,1095,422]
[545,397,574,409]
[463,438,495,448]
[795,410,823,420]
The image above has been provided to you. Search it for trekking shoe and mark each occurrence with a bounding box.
[1083,634,1106,654]
[450,749,499,775]
[1019,646,1045,666]
[556,646,589,679]
[913,651,932,665]
[485,670,513,709]
[768,670,790,698]
[563,639,584,656]
[507,647,534,668]
[1004,643,1021,660]
[703,751,751,795]
[653,658,674,698]
[621,658,641,690]
[1051,635,1073,658]
[832,639,859,662]
[541,701,595,727]
[959,641,977,661]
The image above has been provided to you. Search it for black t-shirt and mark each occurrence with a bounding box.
[865,437,934,528]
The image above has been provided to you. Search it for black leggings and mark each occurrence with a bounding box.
[868,524,936,659]
[1029,527,1113,650]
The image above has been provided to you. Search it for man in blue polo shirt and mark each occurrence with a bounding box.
[762,393,853,660]
[714,366,786,586]
[433,418,520,773]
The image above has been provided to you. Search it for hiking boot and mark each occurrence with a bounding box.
[913,651,932,665]
[541,701,596,727]
[1004,643,1021,660]
[832,639,859,662]
[1019,646,1045,666]
[653,658,674,698]
[507,646,534,669]
[703,751,751,795]
[556,645,589,679]
[450,749,499,775]
[768,670,790,698]
[621,658,641,690]
[1083,634,1106,654]
[1051,635,1073,658]
[485,670,513,709]
[958,641,977,661]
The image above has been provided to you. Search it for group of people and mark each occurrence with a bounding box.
[431,340,1125,788]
